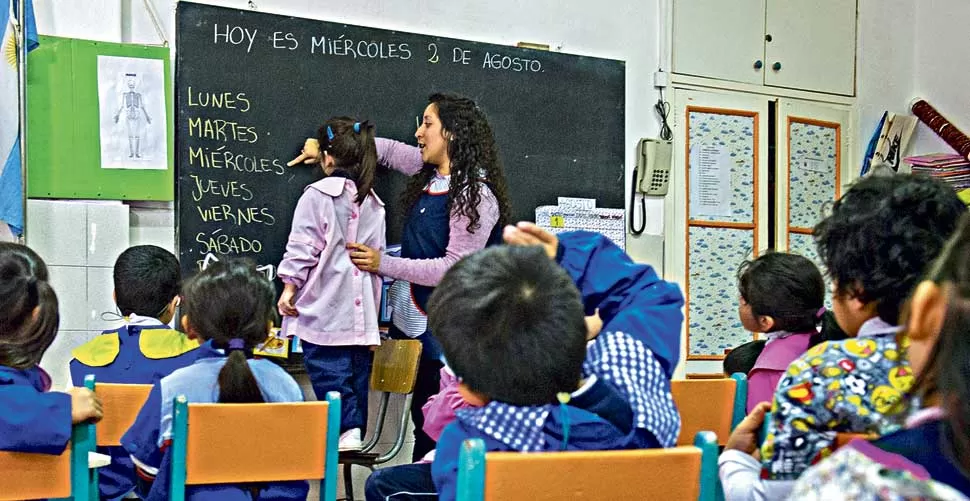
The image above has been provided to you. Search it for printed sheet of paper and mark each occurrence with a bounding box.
[689,144,733,218]
[97,56,167,170]
[796,156,828,174]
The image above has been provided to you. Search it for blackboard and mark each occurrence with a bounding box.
[176,2,625,279]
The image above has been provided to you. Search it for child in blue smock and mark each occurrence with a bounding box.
[121,259,306,501]
[425,223,684,501]
[0,242,103,454]
[70,244,199,500]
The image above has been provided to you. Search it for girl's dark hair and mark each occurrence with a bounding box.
[738,252,825,333]
[908,212,970,472]
[181,259,275,403]
[401,93,512,233]
[723,340,766,376]
[317,116,377,205]
[0,243,59,369]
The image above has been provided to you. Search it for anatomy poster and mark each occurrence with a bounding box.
[97,56,166,170]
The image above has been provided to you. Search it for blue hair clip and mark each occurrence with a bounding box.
[326,125,335,142]
[353,122,361,133]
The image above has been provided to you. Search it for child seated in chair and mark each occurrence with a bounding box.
[423,223,684,501]
[70,245,199,500]
[121,259,306,501]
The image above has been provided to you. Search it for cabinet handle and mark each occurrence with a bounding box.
[753,60,763,70]
[772,62,782,71]
[765,34,773,42]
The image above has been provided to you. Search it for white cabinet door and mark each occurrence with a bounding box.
[667,89,770,375]
[764,0,857,95]
[671,0,766,85]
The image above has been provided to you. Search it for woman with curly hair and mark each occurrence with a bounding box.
[289,93,512,460]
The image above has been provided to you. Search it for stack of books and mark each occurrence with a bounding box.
[906,153,970,190]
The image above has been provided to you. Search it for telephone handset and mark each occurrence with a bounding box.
[630,138,672,235]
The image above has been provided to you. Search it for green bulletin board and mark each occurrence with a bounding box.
[26,36,173,200]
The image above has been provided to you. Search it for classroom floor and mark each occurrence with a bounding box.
[295,373,417,500]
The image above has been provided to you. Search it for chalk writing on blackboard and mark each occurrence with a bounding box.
[210,23,544,73]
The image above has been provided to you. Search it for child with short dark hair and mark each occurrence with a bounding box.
[791,212,970,499]
[70,244,198,500]
[427,223,684,500]
[0,242,102,454]
[122,259,306,501]
[720,174,967,501]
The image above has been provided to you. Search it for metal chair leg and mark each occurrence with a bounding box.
[343,463,355,501]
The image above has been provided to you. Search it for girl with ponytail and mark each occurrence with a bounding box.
[122,259,306,501]
[277,116,384,451]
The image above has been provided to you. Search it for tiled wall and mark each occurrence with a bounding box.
[27,200,175,389]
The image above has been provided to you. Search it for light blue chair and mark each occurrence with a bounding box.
[167,391,341,501]
[456,431,720,501]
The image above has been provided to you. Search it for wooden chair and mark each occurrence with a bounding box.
[455,431,720,501]
[671,373,747,446]
[339,339,423,500]
[0,417,93,500]
[167,392,342,501]
[83,375,153,497]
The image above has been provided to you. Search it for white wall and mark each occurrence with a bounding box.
[854,0,970,162]
[909,0,970,155]
[853,0,917,164]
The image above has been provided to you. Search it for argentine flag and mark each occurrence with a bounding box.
[0,0,37,236]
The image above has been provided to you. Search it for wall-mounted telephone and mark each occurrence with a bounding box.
[630,138,672,235]
[636,138,672,195]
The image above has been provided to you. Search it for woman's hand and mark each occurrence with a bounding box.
[347,243,381,273]
[503,222,559,259]
[725,402,772,456]
[287,138,322,166]
[278,284,299,317]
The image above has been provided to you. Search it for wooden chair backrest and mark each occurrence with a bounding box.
[94,383,153,445]
[0,447,72,500]
[456,432,720,501]
[181,401,329,484]
[671,374,746,445]
[370,339,423,394]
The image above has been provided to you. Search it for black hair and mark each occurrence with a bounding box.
[738,252,825,333]
[428,245,587,406]
[0,243,59,369]
[401,93,512,233]
[908,212,970,473]
[723,340,766,376]
[114,245,181,318]
[814,174,966,325]
[180,259,275,403]
[317,116,377,205]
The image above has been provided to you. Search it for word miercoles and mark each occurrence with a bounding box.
[310,35,412,60]
[188,145,285,176]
